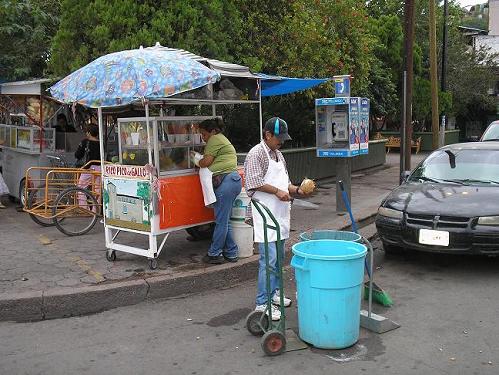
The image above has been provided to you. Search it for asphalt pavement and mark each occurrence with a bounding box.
[1,237,498,375]
[0,153,426,321]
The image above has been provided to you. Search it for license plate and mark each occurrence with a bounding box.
[419,229,450,246]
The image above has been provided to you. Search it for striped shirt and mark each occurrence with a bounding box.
[244,141,289,196]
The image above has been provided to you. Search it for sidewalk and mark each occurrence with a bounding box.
[0,153,426,322]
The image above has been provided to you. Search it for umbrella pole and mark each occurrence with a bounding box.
[145,101,152,165]
[98,107,105,171]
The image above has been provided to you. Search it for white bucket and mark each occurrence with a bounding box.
[231,189,250,222]
[230,220,254,258]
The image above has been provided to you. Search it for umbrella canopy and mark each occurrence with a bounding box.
[49,46,220,108]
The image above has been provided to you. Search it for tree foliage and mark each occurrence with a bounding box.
[50,0,242,76]
[0,0,60,81]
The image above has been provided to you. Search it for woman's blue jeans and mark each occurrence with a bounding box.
[256,240,285,306]
[208,171,242,258]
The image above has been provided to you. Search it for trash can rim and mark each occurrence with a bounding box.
[299,230,361,242]
[292,239,367,260]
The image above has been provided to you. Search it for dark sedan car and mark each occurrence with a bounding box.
[376,142,499,254]
[480,120,499,141]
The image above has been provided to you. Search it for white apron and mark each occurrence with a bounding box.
[199,167,216,207]
[252,142,291,243]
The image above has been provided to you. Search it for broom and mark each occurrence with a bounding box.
[338,181,393,307]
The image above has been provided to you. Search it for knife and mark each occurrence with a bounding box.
[291,198,319,209]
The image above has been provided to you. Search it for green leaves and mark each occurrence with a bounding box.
[0,0,60,81]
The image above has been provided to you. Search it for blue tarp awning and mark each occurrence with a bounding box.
[257,73,329,97]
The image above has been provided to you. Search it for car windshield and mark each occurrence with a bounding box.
[409,149,499,184]
[482,123,499,141]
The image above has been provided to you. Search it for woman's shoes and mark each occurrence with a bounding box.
[202,254,239,264]
[202,255,225,264]
[223,255,238,263]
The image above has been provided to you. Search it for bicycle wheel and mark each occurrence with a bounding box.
[52,187,98,236]
[27,186,55,227]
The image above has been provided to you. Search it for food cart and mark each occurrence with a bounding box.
[49,45,261,269]
[0,79,80,203]
[49,44,329,269]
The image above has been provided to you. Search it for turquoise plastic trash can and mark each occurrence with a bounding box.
[299,230,361,243]
[291,240,367,349]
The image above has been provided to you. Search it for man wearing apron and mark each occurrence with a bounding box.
[244,117,308,320]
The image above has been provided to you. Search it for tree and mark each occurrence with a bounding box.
[49,0,242,76]
[0,0,60,81]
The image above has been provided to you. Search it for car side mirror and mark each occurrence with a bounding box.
[401,171,411,183]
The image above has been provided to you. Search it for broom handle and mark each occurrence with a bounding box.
[338,180,374,317]
[339,180,371,278]
[366,239,374,318]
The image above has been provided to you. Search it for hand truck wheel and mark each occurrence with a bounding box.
[148,258,158,270]
[106,250,116,262]
[246,310,269,336]
[261,330,286,356]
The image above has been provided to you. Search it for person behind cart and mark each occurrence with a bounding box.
[54,113,76,133]
[75,124,101,208]
[244,117,311,321]
[190,118,242,264]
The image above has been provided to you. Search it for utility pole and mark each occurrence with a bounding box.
[430,0,439,150]
[440,0,449,148]
[403,0,416,170]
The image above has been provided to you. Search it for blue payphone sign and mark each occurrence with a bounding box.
[334,75,351,97]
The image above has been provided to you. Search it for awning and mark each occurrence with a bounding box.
[257,73,329,97]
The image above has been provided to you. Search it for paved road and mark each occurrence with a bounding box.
[1,239,498,375]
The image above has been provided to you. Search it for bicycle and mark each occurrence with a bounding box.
[24,159,103,236]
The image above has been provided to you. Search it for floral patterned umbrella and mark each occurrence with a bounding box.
[49,46,220,108]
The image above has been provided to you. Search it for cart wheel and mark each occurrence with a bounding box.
[19,178,28,207]
[149,258,158,270]
[246,310,269,336]
[106,250,116,262]
[27,186,55,227]
[261,330,286,356]
[52,187,98,236]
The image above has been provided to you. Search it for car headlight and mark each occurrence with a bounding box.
[477,216,499,226]
[378,207,403,220]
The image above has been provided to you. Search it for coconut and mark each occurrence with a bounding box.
[300,178,316,194]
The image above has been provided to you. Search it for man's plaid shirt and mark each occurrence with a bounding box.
[243,141,289,224]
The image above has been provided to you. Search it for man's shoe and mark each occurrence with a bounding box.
[255,303,281,321]
[202,255,225,264]
[223,255,238,263]
[272,289,292,307]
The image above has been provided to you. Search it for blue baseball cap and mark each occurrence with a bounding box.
[264,117,291,141]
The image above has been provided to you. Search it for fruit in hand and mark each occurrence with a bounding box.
[300,178,316,194]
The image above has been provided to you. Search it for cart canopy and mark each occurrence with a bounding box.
[257,73,330,97]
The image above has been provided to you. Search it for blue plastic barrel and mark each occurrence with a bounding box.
[299,230,361,242]
[291,240,367,349]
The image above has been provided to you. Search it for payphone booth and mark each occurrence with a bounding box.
[314,75,370,211]
[315,96,362,157]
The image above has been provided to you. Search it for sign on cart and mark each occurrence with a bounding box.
[104,164,150,179]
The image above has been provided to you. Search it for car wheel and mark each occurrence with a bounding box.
[382,241,404,255]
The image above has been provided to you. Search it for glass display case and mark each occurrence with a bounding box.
[0,124,55,153]
[118,119,152,166]
[117,116,219,174]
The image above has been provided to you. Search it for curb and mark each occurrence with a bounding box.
[0,214,379,323]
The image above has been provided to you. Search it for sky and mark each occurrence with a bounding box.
[456,0,485,7]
